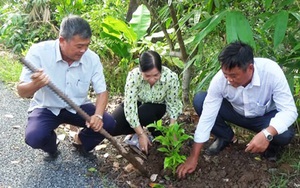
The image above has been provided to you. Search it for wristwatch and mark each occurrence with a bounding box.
[262,129,273,141]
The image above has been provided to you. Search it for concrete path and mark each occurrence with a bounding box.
[0,82,116,188]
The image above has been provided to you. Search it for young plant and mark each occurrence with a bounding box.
[147,120,193,175]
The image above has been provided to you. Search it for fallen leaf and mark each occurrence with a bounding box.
[150,174,158,182]
[95,144,107,151]
[57,134,66,141]
[68,131,77,138]
[113,162,119,169]
[126,181,138,188]
[149,183,165,188]
[254,156,261,161]
[103,153,109,158]
[12,125,21,129]
[116,155,122,159]
[124,163,135,172]
[5,114,13,118]
[88,167,97,172]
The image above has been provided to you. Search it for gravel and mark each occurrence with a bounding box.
[0,82,117,188]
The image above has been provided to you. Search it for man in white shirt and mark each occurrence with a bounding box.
[17,15,116,161]
[177,41,298,179]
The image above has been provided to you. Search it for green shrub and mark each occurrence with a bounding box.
[147,120,193,176]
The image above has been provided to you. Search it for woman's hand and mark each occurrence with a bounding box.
[138,133,152,154]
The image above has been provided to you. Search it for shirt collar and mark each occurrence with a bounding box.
[249,62,260,87]
[54,39,82,66]
[55,39,63,63]
[159,66,167,83]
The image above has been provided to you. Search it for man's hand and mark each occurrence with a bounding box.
[176,142,202,179]
[86,114,103,132]
[176,156,198,179]
[245,131,269,153]
[30,69,49,88]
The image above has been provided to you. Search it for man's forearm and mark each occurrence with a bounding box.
[94,91,108,115]
[189,142,204,162]
[17,82,40,98]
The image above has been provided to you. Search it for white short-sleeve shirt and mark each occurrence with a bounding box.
[19,39,106,115]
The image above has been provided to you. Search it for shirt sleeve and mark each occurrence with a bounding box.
[165,72,183,120]
[19,44,41,83]
[90,52,107,93]
[269,67,298,134]
[194,72,224,143]
[124,69,140,128]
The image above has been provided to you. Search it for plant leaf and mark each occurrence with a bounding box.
[130,4,151,41]
[104,16,137,44]
[274,10,288,49]
[236,11,256,49]
[191,10,227,52]
[264,0,273,9]
[290,12,300,21]
[225,10,239,43]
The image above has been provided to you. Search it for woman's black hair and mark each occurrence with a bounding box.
[139,50,162,72]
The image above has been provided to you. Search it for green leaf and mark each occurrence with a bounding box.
[100,32,130,58]
[262,13,278,30]
[103,16,137,44]
[102,23,121,38]
[226,11,255,49]
[226,11,239,43]
[157,147,169,153]
[191,17,213,31]
[192,10,227,49]
[88,167,97,172]
[236,12,256,49]
[129,4,151,41]
[290,12,300,21]
[264,0,273,9]
[206,0,214,13]
[292,43,300,51]
[274,10,289,49]
[278,0,295,10]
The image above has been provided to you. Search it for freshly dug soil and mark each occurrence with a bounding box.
[92,103,300,188]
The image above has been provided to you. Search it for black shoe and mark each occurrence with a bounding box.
[205,138,231,156]
[262,145,282,162]
[72,142,96,159]
[44,150,61,162]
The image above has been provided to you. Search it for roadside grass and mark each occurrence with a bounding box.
[0,51,22,85]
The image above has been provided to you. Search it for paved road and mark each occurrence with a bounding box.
[0,82,116,188]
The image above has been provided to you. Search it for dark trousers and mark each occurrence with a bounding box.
[193,91,294,146]
[111,102,166,137]
[25,103,116,153]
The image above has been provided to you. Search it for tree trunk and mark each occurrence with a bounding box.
[169,3,191,105]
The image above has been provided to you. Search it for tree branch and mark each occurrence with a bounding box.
[140,0,174,50]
